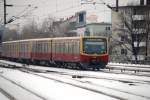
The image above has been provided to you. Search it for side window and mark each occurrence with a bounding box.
[69,42,73,54]
[52,42,55,53]
[35,42,38,53]
[121,49,127,55]
[76,41,80,54]
[55,42,57,53]
[65,42,68,53]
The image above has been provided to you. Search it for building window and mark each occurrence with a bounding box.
[140,0,144,5]
[79,13,84,23]
[133,8,144,15]
[105,27,110,30]
[133,8,137,15]
[121,49,127,55]
[147,0,150,5]
[121,35,127,42]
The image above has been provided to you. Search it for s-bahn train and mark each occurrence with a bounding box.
[2,36,108,70]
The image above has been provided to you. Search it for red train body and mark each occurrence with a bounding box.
[2,36,108,70]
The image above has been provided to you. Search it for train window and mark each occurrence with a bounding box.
[59,42,61,53]
[20,43,22,53]
[24,43,26,53]
[70,42,73,54]
[56,43,59,53]
[72,42,75,54]
[64,42,66,53]
[51,42,53,53]
[43,42,45,53]
[62,43,65,54]
[63,43,65,54]
[38,43,40,53]
[34,42,37,52]
[39,42,41,52]
[37,43,39,53]
[54,42,57,53]
[54,43,56,53]
[34,42,36,52]
[68,42,71,54]
[48,41,50,53]
[65,42,68,54]
[62,43,64,54]
[58,43,60,53]
[44,43,45,53]
[32,42,34,52]
[39,43,41,53]
[60,43,63,54]
[35,42,38,52]
[46,42,48,53]
[74,42,77,54]
[23,43,24,53]
[44,42,47,53]
[54,42,56,53]
[26,42,28,52]
[41,43,43,53]
[57,43,59,53]
[24,43,25,52]
[59,43,61,53]
[33,42,35,52]
[23,43,25,53]
[45,42,47,53]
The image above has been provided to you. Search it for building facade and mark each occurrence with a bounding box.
[75,11,111,36]
[111,3,150,64]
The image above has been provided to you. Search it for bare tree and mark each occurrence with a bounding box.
[21,18,39,39]
[113,6,150,63]
[39,16,55,37]
[2,28,18,41]
[144,11,150,61]
[21,16,72,39]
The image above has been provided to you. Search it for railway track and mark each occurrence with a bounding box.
[106,63,150,73]
[0,70,47,100]
[1,60,150,100]
[1,60,150,77]
[0,66,122,100]
[15,67,150,100]
[1,60,150,84]
[0,87,16,100]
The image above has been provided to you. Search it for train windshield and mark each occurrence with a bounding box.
[83,38,107,54]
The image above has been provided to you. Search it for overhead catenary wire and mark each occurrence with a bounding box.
[3,0,113,24]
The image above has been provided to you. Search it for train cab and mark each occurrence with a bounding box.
[80,36,108,70]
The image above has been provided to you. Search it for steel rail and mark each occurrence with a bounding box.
[0,74,47,100]
[0,88,16,100]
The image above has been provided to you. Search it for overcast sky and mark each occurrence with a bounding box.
[0,0,141,25]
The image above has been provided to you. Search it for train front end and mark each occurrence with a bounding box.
[80,36,108,70]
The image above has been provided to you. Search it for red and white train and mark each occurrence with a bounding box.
[2,36,108,70]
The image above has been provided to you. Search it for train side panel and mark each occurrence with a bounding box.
[18,41,31,60]
[31,39,52,61]
[52,38,80,63]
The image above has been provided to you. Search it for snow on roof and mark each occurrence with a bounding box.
[2,37,80,43]
[3,36,107,44]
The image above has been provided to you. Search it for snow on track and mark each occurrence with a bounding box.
[0,68,118,100]
[0,92,10,100]
[0,74,44,100]
[0,60,150,100]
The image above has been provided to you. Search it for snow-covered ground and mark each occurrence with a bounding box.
[0,68,118,100]
[0,60,150,100]
[0,92,9,100]
[108,62,150,68]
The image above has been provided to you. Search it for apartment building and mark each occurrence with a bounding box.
[111,0,150,63]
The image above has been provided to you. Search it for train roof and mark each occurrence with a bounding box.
[2,36,107,43]
[2,37,80,43]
